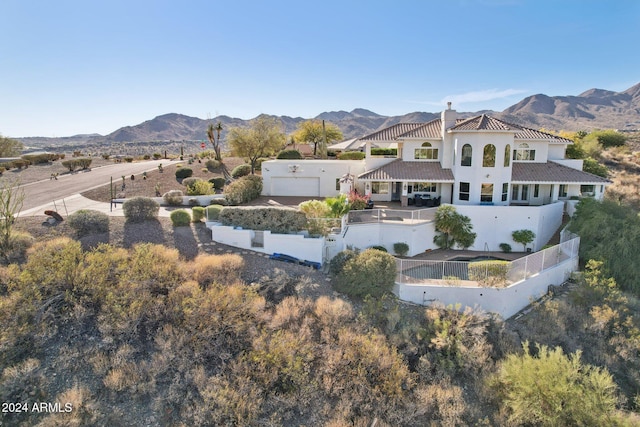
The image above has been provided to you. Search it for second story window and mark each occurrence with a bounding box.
[483,144,496,167]
[513,143,536,161]
[504,144,511,167]
[414,142,438,160]
[461,144,472,166]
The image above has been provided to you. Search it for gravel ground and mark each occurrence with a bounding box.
[13,216,335,300]
[0,156,115,186]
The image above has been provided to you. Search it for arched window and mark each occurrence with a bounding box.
[504,144,511,167]
[461,144,472,166]
[483,144,496,167]
[513,143,536,161]
[414,142,438,160]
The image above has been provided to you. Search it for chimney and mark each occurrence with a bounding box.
[441,102,457,137]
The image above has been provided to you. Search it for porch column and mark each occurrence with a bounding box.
[551,184,560,202]
[401,181,408,207]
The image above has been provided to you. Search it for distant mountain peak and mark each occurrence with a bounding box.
[350,108,382,117]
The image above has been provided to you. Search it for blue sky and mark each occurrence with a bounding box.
[1,0,639,137]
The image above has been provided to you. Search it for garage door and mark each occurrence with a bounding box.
[270,177,320,197]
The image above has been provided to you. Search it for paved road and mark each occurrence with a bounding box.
[18,159,169,211]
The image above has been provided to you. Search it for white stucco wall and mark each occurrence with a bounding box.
[261,160,365,197]
[548,144,568,160]
[397,257,578,319]
[344,221,437,256]
[451,133,514,205]
[454,202,564,252]
[210,225,324,263]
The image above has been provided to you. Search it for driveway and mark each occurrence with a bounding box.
[17,159,168,212]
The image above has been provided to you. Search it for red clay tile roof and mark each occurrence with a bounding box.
[358,159,454,181]
[361,115,573,144]
[450,115,573,143]
[450,114,517,131]
[511,161,611,183]
[360,123,425,142]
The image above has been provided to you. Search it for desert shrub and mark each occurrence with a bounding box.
[218,207,307,233]
[170,210,191,227]
[231,164,251,178]
[490,342,620,426]
[583,157,609,178]
[124,156,134,163]
[329,249,358,276]
[191,206,204,222]
[208,177,226,191]
[201,168,208,173]
[333,249,396,298]
[21,153,59,164]
[337,151,365,160]
[153,152,162,159]
[123,197,159,222]
[143,154,151,160]
[393,242,409,256]
[163,190,184,206]
[370,245,387,252]
[77,157,92,169]
[205,205,223,221]
[10,159,29,169]
[101,153,111,160]
[276,149,303,159]
[175,167,193,179]
[0,167,5,175]
[224,175,263,205]
[182,177,200,188]
[186,180,214,196]
[191,253,244,287]
[205,159,220,170]
[499,243,512,253]
[3,231,34,263]
[468,260,509,287]
[67,209,109,237]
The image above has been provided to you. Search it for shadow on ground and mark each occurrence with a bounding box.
[172,225,199,260]
[124,219,166,247]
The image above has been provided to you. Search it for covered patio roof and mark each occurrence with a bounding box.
[511,161,611,184]
[358,159,454,182]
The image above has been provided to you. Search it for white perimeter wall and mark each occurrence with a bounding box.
[454,202,564,252]
[210,225,324,263]
[344,222,437,256]
[398,257,578,319]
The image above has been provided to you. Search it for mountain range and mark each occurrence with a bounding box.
[18,83,640,149]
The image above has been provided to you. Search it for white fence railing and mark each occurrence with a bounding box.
[396,236,580,287]
[347,208,436,224]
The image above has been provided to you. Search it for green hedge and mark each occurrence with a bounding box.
[231,164,251,178]
[337,151,365,160]
[224,175,263,205]
[170,209,191,226]
[123,197,159,222]
[67,209,109,237]
[163,190,184,206]
[205,205,223,221]
[468,260,510,287]
[208,177,226,190]
[175,167,193,179]
[276,149,303,159]
[333,249,396,298]
[370,148,397,156]
[191,206,205,222]
[218,207,307,234]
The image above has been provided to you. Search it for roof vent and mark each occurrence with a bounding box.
[447,102,452,110]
